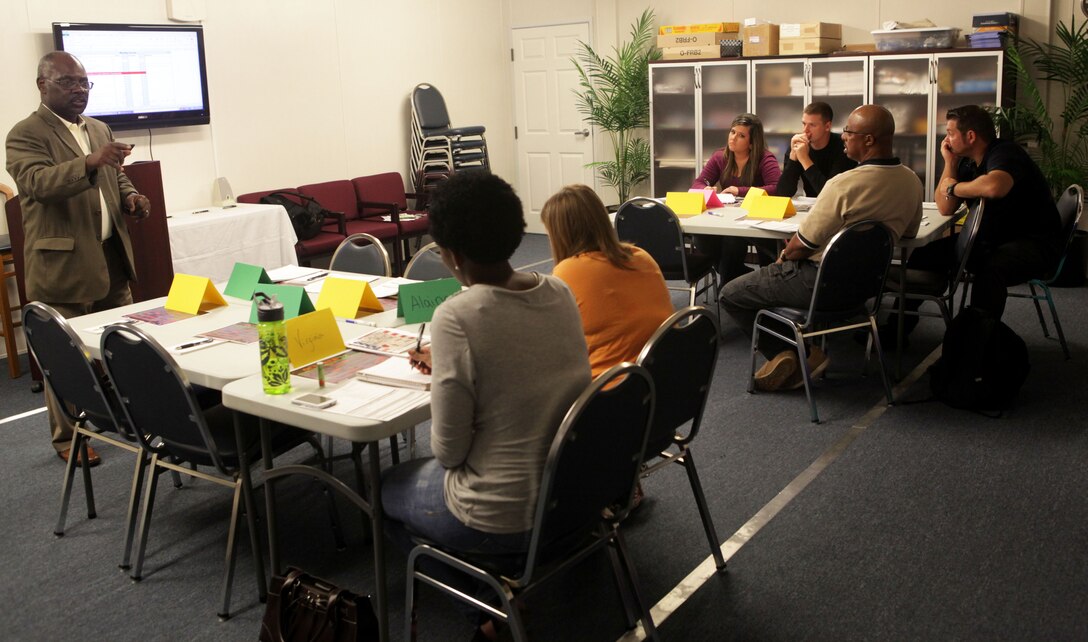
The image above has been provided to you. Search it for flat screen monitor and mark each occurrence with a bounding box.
[52,22,211,131]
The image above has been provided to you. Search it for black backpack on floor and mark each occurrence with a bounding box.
[927,306,1030,414]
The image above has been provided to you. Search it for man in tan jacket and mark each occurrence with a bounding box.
[6,51,151,466]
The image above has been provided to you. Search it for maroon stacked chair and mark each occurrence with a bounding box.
[297,180,402,269]
[351,172,431,270]
[237,188,347,266]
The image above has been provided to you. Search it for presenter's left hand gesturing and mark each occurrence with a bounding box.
[125,193,151,219]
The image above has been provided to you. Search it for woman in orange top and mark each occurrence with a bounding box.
[541,184,674,377]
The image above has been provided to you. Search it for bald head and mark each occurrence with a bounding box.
[842,105,896,162]
[38,51,82,80]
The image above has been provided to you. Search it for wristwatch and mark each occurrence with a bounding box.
[946,183,957,199]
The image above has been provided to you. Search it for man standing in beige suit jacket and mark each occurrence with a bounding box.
[6,51,152,467]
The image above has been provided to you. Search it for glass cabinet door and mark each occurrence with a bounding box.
[808,57,868,131]
[650,65,697,196]
[752,59,806,165]
[870,55,932,187]
[932,51,1003,188]
[699,61,750,168]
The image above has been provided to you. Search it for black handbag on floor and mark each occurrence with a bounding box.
[259,567,379,642]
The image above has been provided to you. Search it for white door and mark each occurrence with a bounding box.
[512,23,595,233]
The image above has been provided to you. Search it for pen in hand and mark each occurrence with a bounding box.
[409,324,431,374]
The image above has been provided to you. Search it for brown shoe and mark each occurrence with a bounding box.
[754,351,799,392]
[58,445,102,468]
[786,346,831,390]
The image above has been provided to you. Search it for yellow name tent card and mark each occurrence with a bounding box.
[744,194,797,220]
[315,277,384,319]
[164,273,227,314]
[665,191,705,217]
[285,308,345,367]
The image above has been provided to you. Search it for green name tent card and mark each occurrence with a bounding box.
[397,278,461,323]
[248,284,316,323]
[224,262,272,299]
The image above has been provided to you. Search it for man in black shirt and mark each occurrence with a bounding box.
[775,101,858,197]
[890,104,1063,342]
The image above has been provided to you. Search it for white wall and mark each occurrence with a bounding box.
[1,0,514,227]
[0,0,1069,362]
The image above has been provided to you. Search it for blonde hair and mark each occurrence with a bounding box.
[541,184,634,269]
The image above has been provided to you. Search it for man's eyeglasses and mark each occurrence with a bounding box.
[47,78,94,91]
[842,127,869,137]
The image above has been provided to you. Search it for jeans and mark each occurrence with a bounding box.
[720,260,819,359]
[381,458,530,624]
[895,234,1059,335]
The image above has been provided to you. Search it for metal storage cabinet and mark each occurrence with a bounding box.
[650,49,1006,199]
[869,50,1005,195]
[752,56,867,166]
[649,60,750,196]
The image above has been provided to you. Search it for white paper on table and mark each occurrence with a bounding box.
[85,318,138,334]
[371,277,417,299]
[324,380,430,421]
[266,265,323,282]
[303,272,380,294]
[792,196,817,211]
[754,220,801,233]
[328,273,382,283]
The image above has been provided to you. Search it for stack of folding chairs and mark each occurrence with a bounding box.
[410,83,490,194]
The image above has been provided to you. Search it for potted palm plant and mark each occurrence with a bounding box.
[992,17,1088,197]
[992,16,1088,285]
[572,8,661,205]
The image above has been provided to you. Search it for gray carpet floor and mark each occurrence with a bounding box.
[1,232,1086,640]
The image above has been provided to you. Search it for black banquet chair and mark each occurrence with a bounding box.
[23,302,157,570]
[100,324,331,619]
[615,197,719,308]
[330,232,393,277]
[403,241,453,281]
[404,363,659,641]
[749,220,896,423]
[882,199,985,340]
[636,305,726,570]
[1006,183,1084,359]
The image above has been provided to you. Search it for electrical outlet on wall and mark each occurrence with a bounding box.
[167,0,206,23]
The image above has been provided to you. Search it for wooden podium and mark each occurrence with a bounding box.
[123,161,174,302]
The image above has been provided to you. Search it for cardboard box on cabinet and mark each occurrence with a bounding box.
[779,37,842,55]
[658,31,736,48]
[780,22,842,39]
[742,23,779,57]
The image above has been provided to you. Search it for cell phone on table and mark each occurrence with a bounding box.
[291,393,337,409]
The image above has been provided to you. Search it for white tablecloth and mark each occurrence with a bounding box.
[168,203,299,282]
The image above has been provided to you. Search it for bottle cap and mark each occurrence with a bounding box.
[254,291,285,322]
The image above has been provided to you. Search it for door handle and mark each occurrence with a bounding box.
[574,129,590,137]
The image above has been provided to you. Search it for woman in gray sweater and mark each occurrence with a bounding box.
[382,171,591,640]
